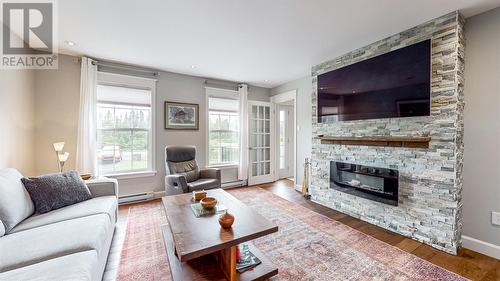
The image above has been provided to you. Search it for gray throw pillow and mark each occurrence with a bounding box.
[21,171,93,214]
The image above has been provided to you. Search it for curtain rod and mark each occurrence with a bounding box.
[204,79,248,90]
[91,60,160,77]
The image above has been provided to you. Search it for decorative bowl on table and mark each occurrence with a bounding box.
[80,173,92,180]
[193,190,207,201]
[218,210,235,229]
[200,197,217,210]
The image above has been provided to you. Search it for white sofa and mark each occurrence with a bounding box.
[0,168,118,281]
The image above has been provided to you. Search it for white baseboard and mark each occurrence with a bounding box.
[295,184,301,191]
[462,235,500,259]
[153,191,166,199]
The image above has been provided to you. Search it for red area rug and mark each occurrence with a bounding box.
[117,187,467,281]
[116,201,170,281]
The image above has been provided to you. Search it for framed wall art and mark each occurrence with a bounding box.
[164,101,199,130]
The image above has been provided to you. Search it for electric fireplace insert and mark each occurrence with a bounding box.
[330,161,399,206]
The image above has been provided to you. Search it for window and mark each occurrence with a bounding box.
[96,73,155,176]
[207,93,240,166]
[279,110,286,170]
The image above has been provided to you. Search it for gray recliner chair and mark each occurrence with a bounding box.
[165,145,221,196]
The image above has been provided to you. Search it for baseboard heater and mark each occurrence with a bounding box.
[118,181,246,204]
[118,192,155,205]
[222,180,247,189]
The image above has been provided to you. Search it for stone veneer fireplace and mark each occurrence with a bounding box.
[310,11,465,254]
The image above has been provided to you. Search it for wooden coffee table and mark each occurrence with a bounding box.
[161,189,278,281]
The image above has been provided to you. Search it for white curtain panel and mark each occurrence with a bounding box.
[238,84,249,180]
[76,57,98,175]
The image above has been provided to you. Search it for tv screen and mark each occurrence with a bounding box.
[317,39,431,122]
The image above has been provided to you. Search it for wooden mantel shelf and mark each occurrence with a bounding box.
[316,135,431,148]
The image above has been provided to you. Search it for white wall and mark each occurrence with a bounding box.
[32,55,270,196]
[0,70,36,176]
[463,7,500,250]
[271,76,312,188]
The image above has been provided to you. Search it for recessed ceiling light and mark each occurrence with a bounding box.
[64,40,76,46]
[190,65,197,69]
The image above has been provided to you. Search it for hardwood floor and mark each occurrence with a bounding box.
[113,180,500,281]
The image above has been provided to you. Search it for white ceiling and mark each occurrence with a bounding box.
[58,0,500,88]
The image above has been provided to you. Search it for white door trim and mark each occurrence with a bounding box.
[271,90,296,104]
[270,90,298,189]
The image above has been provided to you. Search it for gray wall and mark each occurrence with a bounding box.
[463,7,500,247]
[271,76,312,187]
[0,70,36,176]
[33,55,270,196]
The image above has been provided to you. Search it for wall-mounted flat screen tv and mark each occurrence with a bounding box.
[317,39,431,122]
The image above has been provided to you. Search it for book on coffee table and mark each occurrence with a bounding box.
[236,244,262,273]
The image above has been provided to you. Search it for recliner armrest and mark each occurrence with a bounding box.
[165,174,189,195]
[85,177,118,198]
[200,168,221,181]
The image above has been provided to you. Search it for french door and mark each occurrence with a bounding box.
[247,101,274,185]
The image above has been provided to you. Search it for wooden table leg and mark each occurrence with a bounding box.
[214,246,237,281]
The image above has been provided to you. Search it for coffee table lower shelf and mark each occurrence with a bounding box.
[162,226,278,281]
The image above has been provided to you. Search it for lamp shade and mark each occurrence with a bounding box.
[53,142,65,152]
[58,152,69,162]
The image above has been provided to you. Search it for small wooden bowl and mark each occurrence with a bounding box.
[80,173,92,180]
[200,197,217,210]
[219,211,235,229]
[193,190,207,201]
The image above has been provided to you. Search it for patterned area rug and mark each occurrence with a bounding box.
[117,187,467,281]
[117,202,170,281]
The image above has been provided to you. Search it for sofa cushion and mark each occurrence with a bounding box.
[0,213,113,272]
[0,168,34,233]
[0,220,4,237]
[10,196,117,233]
[0,250,98,281]
[22,171,93,214]
[187,178,220,192]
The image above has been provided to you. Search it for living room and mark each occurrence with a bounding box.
[1,1,500,280]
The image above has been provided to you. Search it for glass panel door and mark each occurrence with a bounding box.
[248,102,274,185]
[278,105,294,179]
[279,109,286,170]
